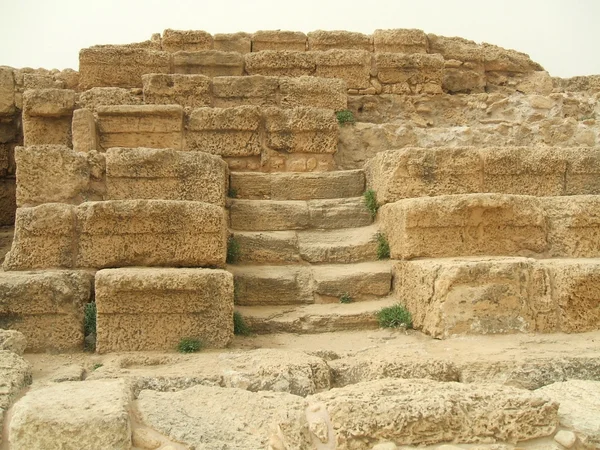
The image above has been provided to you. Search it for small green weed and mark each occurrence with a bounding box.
[233,311,251,336]
[177,338,204,353]
[92,363,103,371]
[84,302,96,336]
[228,187,238,198]
[339,292,352,304]
[336,110,355,126]
[363,189,378,218]
[377,304,412,329]
[376,233,390,260]
[227,236,240,264]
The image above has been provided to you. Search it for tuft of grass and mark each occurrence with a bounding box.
[363,189,378,218]
[376,233,390,260]
[84,302,96,336]
[336,110,355,126]
[377,304,412,329]
[92,363,103,371]
[177,338,204,353]
[339,292,352,304]
[228,187,238,198]
[233,311,251,336]
[227,236,241,264]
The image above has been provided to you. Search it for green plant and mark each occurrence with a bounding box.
[363,189,378,218]
[339,292,352,304]
[336,110,355,126]
[233,311,251,336]
[227,236,241,264]
[177,338,204,353]
[377,304,412,329]
[84,302,96,337]
[376,233,390,260]
[92,363,103,371]
[228,187,238,198]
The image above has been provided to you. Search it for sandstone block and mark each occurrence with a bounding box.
[0,271,93,351]
[565,146,600,195]
[314,49,372,90]
[297,225,379,264]
[211,75,279,107]
[230,199,310,231]
[482,44,543,73]
[185,106,261,156]
[142,73,212,107]
[214,32,252,53]
[172,50,244,76]
[9,379,132,450]
[376,53,444,94]
[71,108,99,152]
[77,87,143,111]
[79,47,171,89]
[307,30,372,51]
[22,115,72,147]
[279,76,347,110]
[0,67,15,115]
[22,89,75,117]
[244,51,316,77]
[373,29,429,53]
[0,350,31,412]
[105,147,227,205]
[308,197,372,229]
[252,30,307,51]
[314,261,392,301]
[95,268,233,351]
[96,105,184,150]
[232,230,301,264]
[23,73,63,90]
[0,178,16,226]
[0,329,27,355]
[264,106,338,154]
[161,29,213,52]
[380,194,547,259]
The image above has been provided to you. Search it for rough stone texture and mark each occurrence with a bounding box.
[311,379,558,448]
[373,29,429,53]
[0,350,31,444]
[22,88,75,117]
[308,30,372,51]
[537,380,600,448]
[252,30,307,52]
[0,329,27,355]
[380,194,547,259]
[172,50,244,77]
[314,49,372,90]
[185,105,261,156]
[162,29,213,52]
[22,114,72,147]
[264,106,338,154]
[313,261,392,302]
[79,47,171,89]
[142,73,212,107]
[96,104,184,150]
[0,177,16,226]
[95,268,233,351]
[279,76,347,110]
[3,200,226,270]
[0,271,93,351]
[9,379,132,450]
[15,145,105,207]
[211,75,279,107]
[105,147,227,205]
[376,53,444,94]
[244,50,316,77]
[0,66,16,115]
[214,32,252,53]
[71,108,99,152]
[77,87,143,111]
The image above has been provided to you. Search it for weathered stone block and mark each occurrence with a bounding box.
[373,29,429,53]
[214,32,252,53]
[0,67,16,115]
[566,147,600,195]
[482,44,542,73]
[172,51,244,77]
[314,261,391,301]
[22,89,75,117]
[78,87,143,111]
[307,30,372,51]
[314,50,372,90]
[79,47,171,89]
[211,75,279,107]
[185,106,261,156]
[244,51,316,77]
[72,108,99,152]
[142,73,212,107]
[161,29,213,52]
[0,178,16,226]
[376,53,444,94]
[0,270,93,352]
[96,105,184,150]
[95,268,233,351]
[279,76,347,110]
[22,115,72,147]
[105,147,227,205]
[252,30,307,51]
[23,73,62,90]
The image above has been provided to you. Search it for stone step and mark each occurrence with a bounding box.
[230,169,365,200]
[236,297,397,333]
[230,261,392,306]
[229,197,372,231]
[232,224,380,264]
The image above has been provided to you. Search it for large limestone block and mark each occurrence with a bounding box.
[0,67,15,115]
[22,88,75,117]
[185,105,261,156]
[252,30,307,51]
[211,75,279,107]
[96,104,184,150]
[79,47,171,89]
[9,379,132,450]
[543,196,600,257]
[77,87,143,111]
[373,29,429,53]
[95,268,233,351]
[172,50,244,76]
[22,115,72,147]
[264,106,338,153]
[15,145,104,207]
[311,379,558,447]
[214,32,252,53]
[565,146,600,195]
[244,50,316,77]
[394,257,551,338]
[0,178,16,226]
[308,30,372,51]
[279,76,347,110]
[161,29,213,52]
[0,271,93,351]
[71,108,99,152]
[376,53,444,94]
[142,73,212,107]
[22,89,75,147]
[314,49,372,90]
[105,147,227,205]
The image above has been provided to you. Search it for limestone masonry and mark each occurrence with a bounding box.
[0,28,599,449]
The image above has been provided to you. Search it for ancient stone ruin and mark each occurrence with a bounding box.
[0,28,599,449]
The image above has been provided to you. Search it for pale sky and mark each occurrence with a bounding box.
[1,0,599,78]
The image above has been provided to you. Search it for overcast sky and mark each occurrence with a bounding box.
[1,0,599,78]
